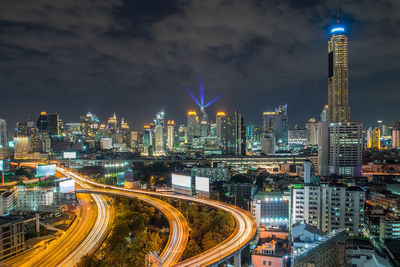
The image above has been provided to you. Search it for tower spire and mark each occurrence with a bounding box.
[336,8,340,23]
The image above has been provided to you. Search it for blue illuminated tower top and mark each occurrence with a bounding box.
[330,9,345,35]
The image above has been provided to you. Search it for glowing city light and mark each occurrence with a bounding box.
[331,27,345,33]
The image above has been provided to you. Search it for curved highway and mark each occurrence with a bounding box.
[62,167,257,267]
[60,168,189,267]
[3,190,112,267]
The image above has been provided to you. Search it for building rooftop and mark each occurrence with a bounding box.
[0,216,23,226]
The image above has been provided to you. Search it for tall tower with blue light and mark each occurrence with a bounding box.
[327,16,350,123]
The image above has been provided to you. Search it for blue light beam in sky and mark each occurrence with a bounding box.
[185,86,201,107]
[204,94,224,108]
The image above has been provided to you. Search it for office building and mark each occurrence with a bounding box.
[215,112,226,139]
[328,122,362,177]
[306,118,318,146]
[0,119,6,147]
[274,104,288,146]
[167,120,175,150]
[100,138,112,150]
[320,105,328,122]
[327,24,350,123]
[186,111,199,143]
[107,113,118,133]
[234,110,246,155]
[80,112,99,140]
[47,113,61,136]
[367,127,381,150]
[262,111,276,154]
[154,111,165,156]
[13,137,31,159]
[317,121,329,176]
[288,129,308,146]
[393,129,399,149]
[36,111,48,132]
[143,125,153,156]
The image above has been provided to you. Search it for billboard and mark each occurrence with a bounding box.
[195,176,210,193]
[0,160,3,171]
[36,164,56,177]
[63,152,77,159]
[171,174,191,189]
[59,179,75,193]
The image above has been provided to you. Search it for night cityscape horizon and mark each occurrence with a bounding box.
[0,1,400,267]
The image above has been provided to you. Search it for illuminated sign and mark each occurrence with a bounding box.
[0,160,3,171]
[59,179,75,193]
[36,164,56,177]
[63,151,77,159]
[331,27,345,33]
[195,176,210,193]
[172,174,191,189]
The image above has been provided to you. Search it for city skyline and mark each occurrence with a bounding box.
[1,0,399,129]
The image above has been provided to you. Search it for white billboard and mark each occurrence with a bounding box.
[59,179,75,193]
[36,164,56,177]
[171,174,191,188]
[195,176,210,192]
[0,160,3,171]
[63,152,77,159]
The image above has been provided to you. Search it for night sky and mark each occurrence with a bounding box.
[1,0,399,131]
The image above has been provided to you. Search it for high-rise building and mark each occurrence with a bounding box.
[107,113,118,133]
[154,111,165,156]
[216,112,226,139]
[261,111,275,154]
[306,118,318,146]
[143,125,153,156]
[16,121,41,152]
[186,111,199,143]
[328,122,362,177]
[321,184,365,236]
[234,110,246,155]
[120,118,130,148]
[37,111,48,132]
[0,119,6,147]
[274,104,288,146]
[80,112,99,140]
[320,105,328,122]
[317,121,330,176]
[47,113,61,136]
[13,137,31,159]
[327,24,350,123]
[393,129,399,149]
[221,114,235,155]
[167,120,175,150]
[367,127,381,150]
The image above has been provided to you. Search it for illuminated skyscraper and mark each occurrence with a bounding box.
[367,127,381,150]
[320,105,328,122]
[167,120,175,150]
[327,24,350,123]
[393,129,399,149]
[328,122,362,176]
[186,111,199,143]
[234,110,246,155]
[216,112,226,139]
[274,104,288,146]
[143,125,153,156]
[306,118,318,146]
[154,111,165,156]
[107,113,118,133]
[0,118,6,147]
[80,112,99,140]
[262,111,276,154]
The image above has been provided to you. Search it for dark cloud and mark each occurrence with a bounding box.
[0,0,399,131]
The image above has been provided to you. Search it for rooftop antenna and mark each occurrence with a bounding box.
[336,8,341,23]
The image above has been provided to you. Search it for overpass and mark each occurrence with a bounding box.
[65,168,257,266]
